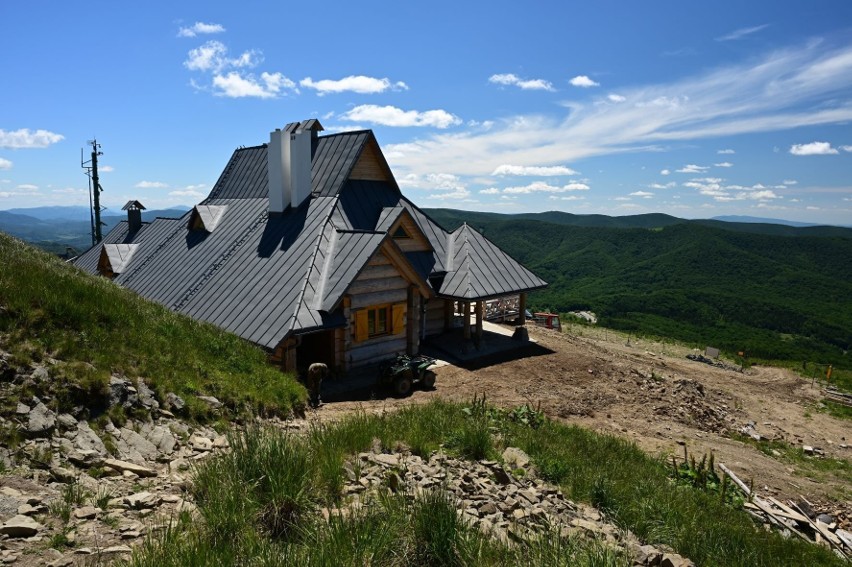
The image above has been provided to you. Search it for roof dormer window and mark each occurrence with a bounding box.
[188,205,227,233]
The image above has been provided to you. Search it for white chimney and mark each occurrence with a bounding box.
[267,120,323,213]
[289,124,312,208]
[267,126,290,214]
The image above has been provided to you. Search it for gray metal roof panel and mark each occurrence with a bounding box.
[320,230,386,311]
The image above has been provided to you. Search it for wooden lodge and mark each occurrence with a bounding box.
[73,119,547,375]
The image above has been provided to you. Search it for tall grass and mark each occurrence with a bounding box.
[125,400,843,567]
[0,232,304,418]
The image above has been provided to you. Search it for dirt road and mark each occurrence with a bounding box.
[319,324,851,524]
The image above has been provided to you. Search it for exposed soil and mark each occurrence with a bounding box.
[318,324,851,525]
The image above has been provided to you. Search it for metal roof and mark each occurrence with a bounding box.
[73,127,547,349]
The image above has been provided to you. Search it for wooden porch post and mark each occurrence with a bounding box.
[443,299,452,331]
[475,300,484,343]
[518,293,527,325]
[407,285,420,355]
[462,301,471,340]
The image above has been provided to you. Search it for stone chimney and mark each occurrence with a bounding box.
[122,200,145,234]
[267,119,324,214]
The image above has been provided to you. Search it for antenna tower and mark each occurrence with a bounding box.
[81,139,106,246]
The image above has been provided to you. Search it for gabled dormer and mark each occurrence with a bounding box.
[97,244,138,278]
[188,205,227,233]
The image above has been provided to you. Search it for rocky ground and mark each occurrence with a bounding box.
[1,323,850,564]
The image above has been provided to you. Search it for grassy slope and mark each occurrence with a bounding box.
[0,232,304,419]
[425,210,852,369]
[126,401,845,567]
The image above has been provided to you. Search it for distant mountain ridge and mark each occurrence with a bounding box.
[424,209,852,239]
[0,206,191,253]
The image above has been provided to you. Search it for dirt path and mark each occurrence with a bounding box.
[317,325,851,523]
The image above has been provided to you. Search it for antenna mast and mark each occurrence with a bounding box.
[81,139,105,246]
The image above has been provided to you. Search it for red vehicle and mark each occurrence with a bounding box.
[533,312,561,331]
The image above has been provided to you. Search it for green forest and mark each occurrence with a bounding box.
[426,209,852,369]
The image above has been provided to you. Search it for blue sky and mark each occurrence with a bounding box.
[1,1,851,224]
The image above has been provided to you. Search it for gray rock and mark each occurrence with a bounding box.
[124,491,160,510]
[0,514,43,537]
[103,458,156,478]
[31,365,49,382]
[117,427,159,462]
[26,402,56,437]
[49,465,77,483]
[67,449,105,468]
[661,553,694,567]
[502,447,531,469]
[56,413,78,429]
[73,506,99,520]
[146,425,177,455]
[73,421,108,455]
[136,379,159,410]
[197,395,222,409]
[110,376,140,408]
[189,435,213,452]
[101,545,132,554]
[15,402,30,415]
[165,392,185,411]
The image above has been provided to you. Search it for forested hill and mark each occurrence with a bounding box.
[425,209,852,238]
[424,208,852,367]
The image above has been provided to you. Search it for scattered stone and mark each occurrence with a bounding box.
[165,392,186,411]
[197,395,222,410]
[73,421,108,455]
[803,445,814,455]
[189,435,213,452]
[103,458,157,478]
[15,402,30,415]
[124,491,161,510]
[136,378,159,410]
[502,447,531,469]
[56,413,78,429]
[26,401,56,438]
[661,552,695,567]
[73,506,99,520]
[49,465,77,484]
[100,545,133,555]
[0,514,43,538]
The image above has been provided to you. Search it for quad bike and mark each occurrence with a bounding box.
[378,354,437,397]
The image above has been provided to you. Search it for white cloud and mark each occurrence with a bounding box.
[660,169,671,176]
[479,188,501,195]
[676,164,709,173]
[806,206,820,210]
[569,75,599,88]
[717,148,735,154]
[426,188,471,200]
[502,181,589,194]
[841,145,852,152]
[607,94,626,103]
[184,40,260,73]
[714,162,734,167]
[782,179,798,185]
[178,22,225,38]
[553,195,585,201]
[212,72,295,98]
[169,189,205,198]
[491,164,578,176]
[630,191,654,198]
[488,73,554,91]
[649,182,675,189]
[0,128,64,149]
[384,42,852,178]
[99,165,114,172]
[399,173,465,191]
[716,24,770,42]
[51,187,86,195]
[789,141,839,155]
[135,180,168,188]
[0,158,12,170]
[300,75,408,95]
[16,184,38,190]
[340,105,461,128]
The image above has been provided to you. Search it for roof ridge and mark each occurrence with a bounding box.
[312,224,338,311]
[286,196,340,334]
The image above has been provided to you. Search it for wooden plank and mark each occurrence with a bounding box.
[766,497,808,523]
[792,502,846,555]
[350,288,408,309]
[367,253,391,266]
[349,338,406,363]
[348,275,409,295]
[357,264,400,281]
